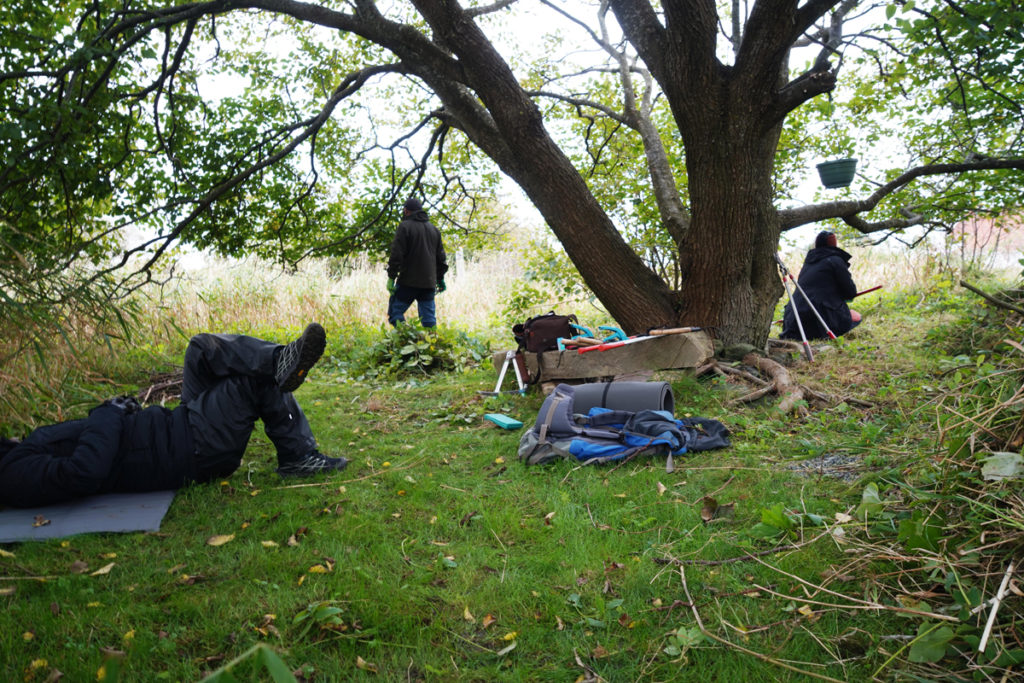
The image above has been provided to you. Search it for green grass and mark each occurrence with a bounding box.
[4,355,914,682]
[4,265,1023,681]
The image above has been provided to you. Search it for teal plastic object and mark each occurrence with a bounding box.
[484,413,523,430]
[816,158,857,188]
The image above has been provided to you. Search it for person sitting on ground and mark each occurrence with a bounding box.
[780,231,862,341]
[0,323,347,508]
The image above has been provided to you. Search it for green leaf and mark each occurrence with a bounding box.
[855,483,884,519]
[898,511,944,552]
[749,522,784,538]
[908,623,955,663]
[760,503,794,532]
[981,452,1024,481]
[255,645,298,683]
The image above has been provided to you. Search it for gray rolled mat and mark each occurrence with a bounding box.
[572,381,674,415]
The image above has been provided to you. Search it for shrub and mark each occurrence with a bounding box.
[333,321,489,380]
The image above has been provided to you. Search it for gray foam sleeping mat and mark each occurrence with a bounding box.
[0,490,176,543]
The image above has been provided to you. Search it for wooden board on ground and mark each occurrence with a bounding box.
[492,331,713,383]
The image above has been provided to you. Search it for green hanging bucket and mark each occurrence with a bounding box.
[816,158,858,188]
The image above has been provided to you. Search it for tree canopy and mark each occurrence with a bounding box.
[2,0,1023,343]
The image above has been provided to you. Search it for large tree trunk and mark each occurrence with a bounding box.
[676,125,785,347]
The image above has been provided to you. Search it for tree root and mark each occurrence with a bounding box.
[698,353,874,414]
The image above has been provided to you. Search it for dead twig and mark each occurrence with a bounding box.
[678,565,846,683]
[750,555,960,623]
[977,561,1015,652]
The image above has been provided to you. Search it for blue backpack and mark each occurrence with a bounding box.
[517,384,730,469]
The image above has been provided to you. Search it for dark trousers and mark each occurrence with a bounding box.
[182,333,317,476]
[387,284,437,327]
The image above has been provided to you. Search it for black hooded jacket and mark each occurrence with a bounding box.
[780,245,858,341]
[386,209,448,289]
[0,403,196,508]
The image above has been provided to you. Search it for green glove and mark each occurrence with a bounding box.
[437,279,447,293]
[387,278,396,294]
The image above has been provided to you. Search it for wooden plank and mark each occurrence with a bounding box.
[492,331,713,382]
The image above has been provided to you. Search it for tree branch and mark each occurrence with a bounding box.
[778,157,1024,231]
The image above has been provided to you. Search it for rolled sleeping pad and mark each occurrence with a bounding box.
[571,381,674,415]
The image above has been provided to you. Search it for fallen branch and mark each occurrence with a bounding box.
[960,280,1024,316]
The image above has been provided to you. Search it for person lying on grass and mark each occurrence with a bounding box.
[0,323,347,508]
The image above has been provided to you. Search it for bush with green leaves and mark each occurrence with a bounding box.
[334,321,489,380]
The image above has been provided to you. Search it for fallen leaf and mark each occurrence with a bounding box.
[699,496,734,522]
[91,562,115,576]
[308,564,330,574]
[0,548,14,558]
[613,493,627,498]
[797,604,818,621]
[834,512,853,523]
[463,606,475,623]
[287,535,300,547]
[502,631,517,641]
[23,631,34,641]
[69,560,89,574]
[494,456,505,465]
[656,481,667,496]
[544,511,556,525]
[32,515,50,528]
[592,644,609,658]
[261,540,279,548]
[166,563,186,574]
[206,534,235,547]
[0,586,15,596]
[355,656,378,673]
[482,614,497,629]
[495,641,516,656]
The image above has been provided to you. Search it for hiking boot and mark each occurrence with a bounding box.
[276,451,349,477]
[275,323,326,392]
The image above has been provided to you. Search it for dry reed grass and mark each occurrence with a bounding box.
[144,249,528,339]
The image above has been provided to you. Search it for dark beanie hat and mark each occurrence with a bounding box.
[815,231,837,248]
[403,197,423,213]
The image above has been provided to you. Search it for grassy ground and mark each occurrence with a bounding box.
[3,363,907,682]
[2,251,1021,681]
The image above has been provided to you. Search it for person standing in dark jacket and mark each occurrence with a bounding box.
[780,231,862,341]
[0,323,347,508]
[386,197,448,327]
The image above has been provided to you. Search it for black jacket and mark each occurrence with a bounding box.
[781,246,858,341]
[0,403,196,508]
[386,210,448,289]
